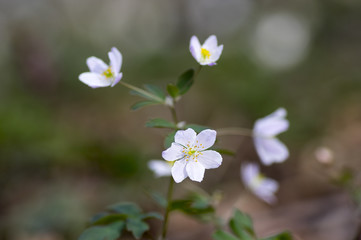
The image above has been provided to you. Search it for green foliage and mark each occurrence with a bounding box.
[259,232,293,240]
[79,222,125,240]
[79,202,162,240]
[170,192,215,222]
[164,130,176,148]
[176,69,194,95]
[131,101,159,110]
[150,191,167,208]
[146,118,176,129]
[167,84,180,98]
[212,209,292,240]
[144,84,166,100]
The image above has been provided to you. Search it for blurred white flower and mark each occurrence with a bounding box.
[162,128,222,183]
[189,35,223,66]
[241,163,279,204]
[79,47,123,88]
[253,108,289,165]
[315,147,334,164]
[148,160,172,177]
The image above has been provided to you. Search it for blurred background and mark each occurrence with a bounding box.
[0,0,361,239]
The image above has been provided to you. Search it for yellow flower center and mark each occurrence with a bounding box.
[251,174,265,188]
[181,142,204,162]
[201,48,211,59]
[102,67,114,78]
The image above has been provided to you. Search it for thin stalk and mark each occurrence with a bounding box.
[194,65,202,80]
[216,127,253,137]
[161,177,175,240]
[170,107,179,125]
[119,81,164,102]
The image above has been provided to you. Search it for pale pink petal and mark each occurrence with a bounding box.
[111,72,123,87]
[202,35,218,50]
[197,150,222,169]
[254,108,288,137]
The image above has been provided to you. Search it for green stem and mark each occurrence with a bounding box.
[161,177,175,240]
[216,127,253,137]
[119,81,164,102]
[170,107,179,125]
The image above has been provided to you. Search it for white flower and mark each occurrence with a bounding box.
[148,160,172,178]
[79,47,123,88]
[241,163,279,204]
[253,108,289,165]
[189,35,223,66]
[162,128,222,183]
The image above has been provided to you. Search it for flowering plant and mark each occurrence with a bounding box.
[77,36,292,240]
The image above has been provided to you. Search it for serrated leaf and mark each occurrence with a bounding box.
[108,202,141,216]
[145,118,176,129]
[229,209,254,239]
[131,101,159,110]
[167,84,179,98]
[184,124,209,133]
[164,131,176,148]
[176,69,194,95]
[260,232,293,240]
[141,212,163,220]
[126,218,149,239]
[212,230,239,240]
[90,214,127,226]
[144,84,166,100]
[78,221,125,240]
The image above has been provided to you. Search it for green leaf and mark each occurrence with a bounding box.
[144,84,166,100]
[150,192,167,208]
[184,124,209,133]
[229,209,254,239]
[131,101,159,110]
[176,69,194,95]
[90,214,127,226]
[214,149,236,156]
[167,84,179,98]
[108,202,141,216]
[260,232,293,240]
[78,221,125,240]
[126,218,150,239]
[141,212,163,220]
[212,230,239,240]
[164,131,176,148]
[145,118,176,129]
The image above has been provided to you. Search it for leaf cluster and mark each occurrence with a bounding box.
[78,202,162,240]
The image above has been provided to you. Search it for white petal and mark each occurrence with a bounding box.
[174,128,196,146]
[190,36,201,62]
[209,45,223,62]
[197,150,222,169]
[254,137,289,165]
[79,72,111,88]
[86,57,108,74]
[162,143,185,161]
[241,163,259,185]
[111,72,123,87]
[148,160,172,177]
[186,161,205,182]
[255,179,279,204]
[254,108,288,137]
[171,159,188,183]
[202,35,218,50]
[195,129,216,150]
[108,47,122,74]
